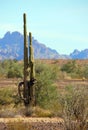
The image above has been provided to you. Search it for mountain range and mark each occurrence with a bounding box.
[0,31,88,60]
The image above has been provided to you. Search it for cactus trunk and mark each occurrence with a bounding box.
[23,13,29,106]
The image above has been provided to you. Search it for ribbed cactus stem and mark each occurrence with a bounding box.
[29,32,35,106]
[23,13,29,105]
[29,32,35,80]
[23,13,29,81]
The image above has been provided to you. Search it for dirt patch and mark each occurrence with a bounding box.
[0,117,64,130]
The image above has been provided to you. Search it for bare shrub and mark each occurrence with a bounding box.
[59,85,88,130]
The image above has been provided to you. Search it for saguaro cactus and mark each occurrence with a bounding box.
[23,13,29,81]
[29,32,36,105]
[23,13,29,105]
[18,13,36,107]
[29,32,35,80]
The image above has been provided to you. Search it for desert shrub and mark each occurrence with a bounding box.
[81,65,88,79]
[0,86,25,117]
[0,87,15,105]
[60,60,88,79]
[0,60,10,77]
[35,62,59,112]
[7,61,23,78]
[61,60,77,73]
[0,60,23,78]
[7,65,23,78]
[59,85,88,130]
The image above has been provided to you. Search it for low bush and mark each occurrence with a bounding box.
[35,62,59,111]
[59,85,88,130]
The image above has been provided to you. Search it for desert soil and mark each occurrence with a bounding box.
[0,117,64,130]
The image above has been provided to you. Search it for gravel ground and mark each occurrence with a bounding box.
[0,117,64,130]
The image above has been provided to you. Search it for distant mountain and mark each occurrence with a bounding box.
[0,31,88,60]
[70,49,88,59]
[0,31,61,60]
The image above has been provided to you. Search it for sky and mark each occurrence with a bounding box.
[0,0,88,54]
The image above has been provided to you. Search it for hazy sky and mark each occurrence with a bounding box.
[0,0,88,54]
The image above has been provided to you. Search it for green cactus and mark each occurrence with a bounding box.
[23,13,29,106]
[29,32,36,106]
[23,13,29,81]
[29,32,35,80]
[18,13,36,107]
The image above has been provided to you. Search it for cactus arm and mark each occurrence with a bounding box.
[29,32,36,106]
[29,32,35,80]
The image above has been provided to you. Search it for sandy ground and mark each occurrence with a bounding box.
[0,117,64,130]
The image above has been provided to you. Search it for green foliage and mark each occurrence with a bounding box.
[7,62,23,78]
[61,60,78,73]
[35,62,59,111]
[61,60,88,79]
[0,60,23,78]
[0,59,87,80]
[80,65,88,79]
[0,87,16,105]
